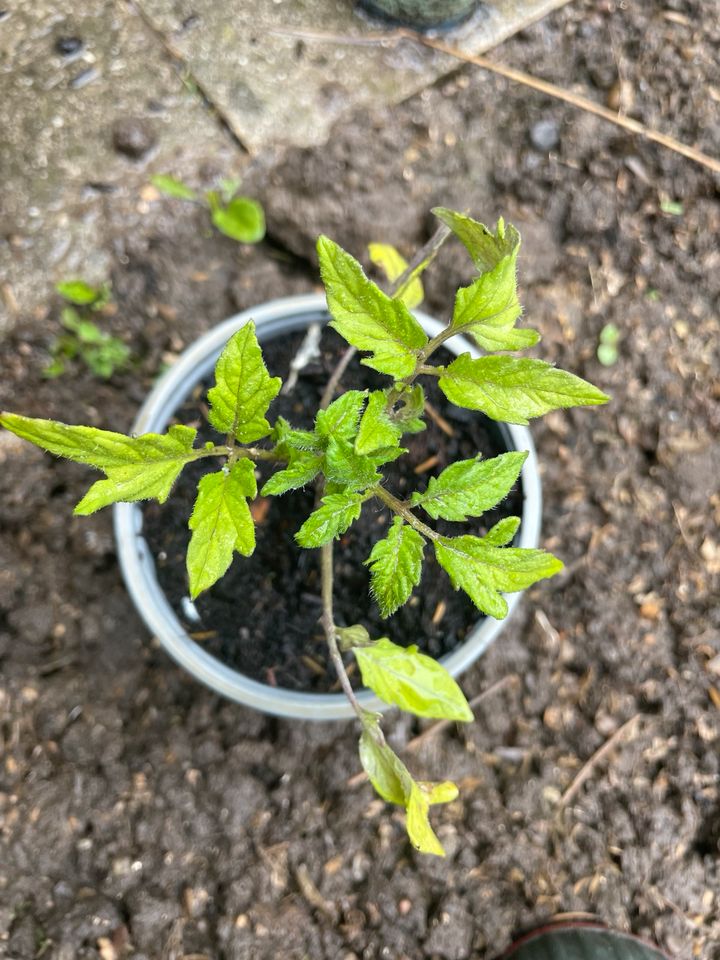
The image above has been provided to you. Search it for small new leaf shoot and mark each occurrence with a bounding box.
[366,517,424,616]
[295,491,366,548]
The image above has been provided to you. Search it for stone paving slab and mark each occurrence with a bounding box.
[136,0,570,153]
[0,0,238,330]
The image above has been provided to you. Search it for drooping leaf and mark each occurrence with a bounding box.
[295,490,365,548]
[438,354,609,425]
[260,450,323,496]
[434,535,564,619]
[406,783,445,857]
[315,390,367,442]
[354,637,473,722]
[317,236,428,378]
[210,196,265,243]
[207,322,282,442]
[150,174,197,201]
[410,451,527,522]
[481,515,521,547]
[368,242,424,309]
[324,436,382,490]
[55,280,104,305]
[187,459,256,597]
[359,723,410,805]
[419,780,459,805]
[358,720,456,856]
[366,518,424,616]
[355,390,403,455]
[433,208,520,274]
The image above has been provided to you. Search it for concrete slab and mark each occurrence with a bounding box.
[0,0,238,329]
[134,0,571,153]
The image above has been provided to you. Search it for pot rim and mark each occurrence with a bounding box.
[113,293,542,720]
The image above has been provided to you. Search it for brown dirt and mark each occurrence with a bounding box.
[1,1,719,958]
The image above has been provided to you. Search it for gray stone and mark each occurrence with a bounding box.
[530,117,560,151]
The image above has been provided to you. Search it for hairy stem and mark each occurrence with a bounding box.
[372,484,440,542]
[320,542,366,721]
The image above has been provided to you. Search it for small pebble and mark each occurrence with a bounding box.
[112,117,157,159]
[70,67,99,90]
[55,35,83,57]
[529,118,560,151]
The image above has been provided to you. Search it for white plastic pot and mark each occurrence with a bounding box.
[114,294,542,720]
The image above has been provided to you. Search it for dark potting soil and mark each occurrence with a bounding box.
[142,326,524,692]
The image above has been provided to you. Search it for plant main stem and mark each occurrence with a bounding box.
[320,542,366,722]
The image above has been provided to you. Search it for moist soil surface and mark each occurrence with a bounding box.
[142,328,523,692]
[1,1,720,958]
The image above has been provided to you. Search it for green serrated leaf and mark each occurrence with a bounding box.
[260,450,323,496]
[315,390,367,442]
[356,390,402,455]
[366,518,424,616]
[324,436,382,490]
[435,535,564,619]
[438,354,609,425]
[271,417,321,453]
[210,197,265,243]
[368,242,424,309]
[318,236,428,378]
[150,174,197,201]
[358,725,410,805]
[207,322,281,442]
[466,323,540,353]
[187,460,256,597]
[452,253,521,331]
[354,637,473,722]
[55,280,103,305]
[433,208,520,274]
[410,451,527,522]
[295,490,365,548]
[481,515,521,546]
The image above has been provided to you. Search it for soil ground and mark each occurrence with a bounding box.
[1,1,720,958]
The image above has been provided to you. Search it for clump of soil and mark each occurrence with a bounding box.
[142,326,524,691]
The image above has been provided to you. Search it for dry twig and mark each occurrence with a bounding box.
[560,713,643,809]
[268,26,720,176]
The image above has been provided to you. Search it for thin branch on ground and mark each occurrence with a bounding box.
[559,713,644,809]
[268,26,720,176]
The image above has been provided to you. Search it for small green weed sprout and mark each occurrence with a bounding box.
[45,281,130,379]
[2,209,608,855]
[151,173,265,244]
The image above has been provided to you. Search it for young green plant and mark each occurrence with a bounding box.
[1,209,608,856]
[46,280,130,379]
[150,174,265,244]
